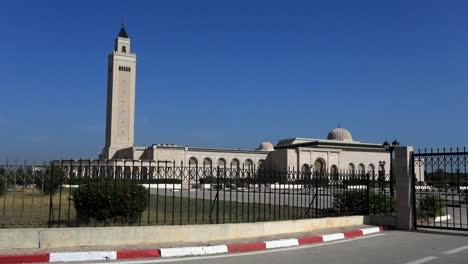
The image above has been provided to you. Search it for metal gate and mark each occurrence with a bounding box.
[412,148,468,231]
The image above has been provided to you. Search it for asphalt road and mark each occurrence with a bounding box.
[102,230,468,264]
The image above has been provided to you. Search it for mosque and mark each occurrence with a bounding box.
[97,24,391,174]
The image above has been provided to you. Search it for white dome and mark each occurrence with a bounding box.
[327,128,353,141]
[258,141,274,151]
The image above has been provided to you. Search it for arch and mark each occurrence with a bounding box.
[348,163,355,172]
[203,157,212,167]
[92,166,99,177]
[132,167,140,179]
[141,167,148,180]
[358,163,365,174]
[301,164,310,173]
[313,159,325,173]
[330,165,339,175]
[122,46,127,53]
[189,157,198,167]
[115,166,122,178]
[368,164,375,174]
[245,159,253,169]
[231,158,240,168]
[124,166,131,178]
[218,158,226,167]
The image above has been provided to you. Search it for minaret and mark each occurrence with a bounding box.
[102,22,137,159]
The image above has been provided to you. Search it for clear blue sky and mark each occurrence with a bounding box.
[1,0,468,161]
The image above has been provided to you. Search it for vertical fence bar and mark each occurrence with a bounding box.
[1,165,7,228]
[187,161,191,225]
[47,162,54,228]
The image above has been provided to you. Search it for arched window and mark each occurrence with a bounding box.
[301,164,311,179]
[122,46,127,53]
[330,165,339,176]
[132,167,140,179]
[348,163,355,174]
[203,158,212,167]
[358,163,365,174]
[189,157,198,167]
[245,159,253,169]
[141,167,148,181]
[231,158,240,168]
[368,164,375,175]
[218,158,226,167]
[115,166,122,178]
[124,166,131,178]
[314,159,325,173]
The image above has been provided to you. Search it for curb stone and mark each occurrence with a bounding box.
[0,226,386,263]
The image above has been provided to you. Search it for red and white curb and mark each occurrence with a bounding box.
[0,226,386,263]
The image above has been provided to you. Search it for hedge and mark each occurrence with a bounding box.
[72,179,148,224]
[333,191,395,215]
[417,194,446,217]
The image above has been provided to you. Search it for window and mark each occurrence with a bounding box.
[118,66,131,72]
[122,46,127,53]
[368,164,375,175]
[218,158,226,167]
[348,163,355,174]
[231,158,240,168]
[358,163,365,174]
[245,159,253,169]
[189,157,198,167]
[314,159,325,173]
[330,165,339,180]
[203,158,212,167]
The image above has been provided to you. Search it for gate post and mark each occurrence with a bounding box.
[393,146,415,230]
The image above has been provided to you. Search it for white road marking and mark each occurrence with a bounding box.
[265,239,299,249]
[403,256,438,264]
[321,233,345,242]
[97,233,385,264]
[49,251,117,262]
[160,245,228,258]
[442,245,468,255]
[360,227,381,235]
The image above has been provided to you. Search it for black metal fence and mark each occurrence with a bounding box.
[0,160,394,228]
[413,148,468,231]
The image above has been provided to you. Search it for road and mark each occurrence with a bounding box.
[98,230,468,264]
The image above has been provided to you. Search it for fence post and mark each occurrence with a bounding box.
[216,166,220,224]
[393,146,415,230]
[48,163,54,228]
[366,172,370,215]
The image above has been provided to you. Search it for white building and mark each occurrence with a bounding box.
[95,24,391,173]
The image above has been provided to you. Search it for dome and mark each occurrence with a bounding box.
[327,128,353,141]
[258,141,274,151]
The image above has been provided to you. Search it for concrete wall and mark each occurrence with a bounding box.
[0,216,365,249]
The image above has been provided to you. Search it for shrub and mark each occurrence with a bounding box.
[417,194,446,217]
[333,191,395,215]
[368,193,395,214]
[73,179,148,224]
[35,166,62,195]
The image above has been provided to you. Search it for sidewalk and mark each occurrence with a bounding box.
[0,225,387,263]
